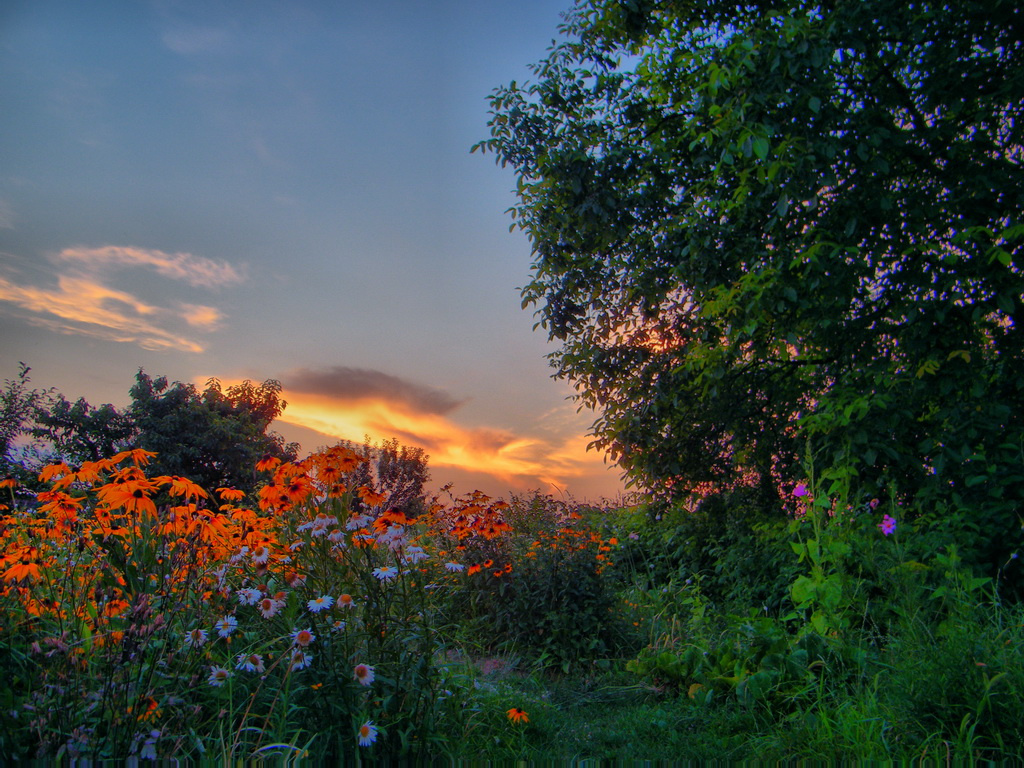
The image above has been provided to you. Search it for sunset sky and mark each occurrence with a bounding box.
[0,0,627,500]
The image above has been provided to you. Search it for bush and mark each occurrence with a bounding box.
[429,492,630,671]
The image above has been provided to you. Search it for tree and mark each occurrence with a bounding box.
[31,395,137,465]
[335,436,431,515]
[128,371,298,494]
[477,1,1023,559]
[0,363,53,479]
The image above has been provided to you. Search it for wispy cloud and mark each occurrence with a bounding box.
[161,25,231,56]
[179,303,224,329]
[0,245,244,352]
[0,199,15,229]
[54,245,244,288]
[0,274,203,352]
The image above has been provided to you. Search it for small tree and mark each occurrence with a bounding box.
[0,363,53,479]
[336,436,430,515]
[32,395,137,465]
[129,371,298,494]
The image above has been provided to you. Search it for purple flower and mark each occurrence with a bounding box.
[878,514,897,536]
[793,483,809,498]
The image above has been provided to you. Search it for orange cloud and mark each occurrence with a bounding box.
[179,303,224,329]
[211,366,621,498]
[275,390,619,499]
[0,274,204,352]
[0,244,243,351]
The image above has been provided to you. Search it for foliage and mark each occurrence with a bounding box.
[613,490,801,614]
[476,0,1024,572]
[2,437,1023,760]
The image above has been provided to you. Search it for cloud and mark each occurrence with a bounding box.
[54,245,244,288]
[0,199,15,229]
[0,274,204,352]
[161,26,230,56]
[179,303,224,329]
[0,244,244,352]
[256,367,620,497]
[286,366,465,416]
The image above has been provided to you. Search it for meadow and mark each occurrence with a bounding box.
[1,445,1022,763]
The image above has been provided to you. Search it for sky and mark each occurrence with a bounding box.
[0,0,627,501]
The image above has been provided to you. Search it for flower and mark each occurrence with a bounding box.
[289,648,313,671]
[217,486,246,502]
[401,545,428,564]
[258,596,282,619]
[878,514,897,536]
[444,562,465,573]
[372,566,398,581]
[214,615,238,638]
[337,593,355,609]
[208,666,232,686]
[184,628,208,648]
[256,455,281,473]
[353,663,375,686]
[235,653,265,673]
[236,587,262,606]
[251,544,271,564]
[307,595,334,612]
[292,628,315,647]
[357,720,378,747]
[793,483,809,498]
[507,707,529,724]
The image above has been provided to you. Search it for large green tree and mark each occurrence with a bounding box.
[478,0,1023,556]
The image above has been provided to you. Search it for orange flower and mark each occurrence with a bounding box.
[0,476,18,489]
[2,546,43,583]
[255,455,281,473]
[507,707,529,724]
[356,486,387,507]
[102,485,158,518]
[217,487,246,502]
[111,448,158,467]
[39,462,71,483]
[467,564,481,576]
[161,475,209,499]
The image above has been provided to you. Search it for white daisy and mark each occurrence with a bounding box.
[214,615,237,638]
[208,666,231,686]
[307,595,334,612]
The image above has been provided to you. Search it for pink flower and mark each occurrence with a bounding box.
[878,514,897,536]
[793,483,809,498]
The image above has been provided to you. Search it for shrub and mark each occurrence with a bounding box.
[429,492,629,671]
